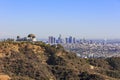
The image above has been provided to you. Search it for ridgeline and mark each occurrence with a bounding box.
[0,41,120,80]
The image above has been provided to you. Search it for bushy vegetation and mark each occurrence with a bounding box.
[88,58,110,69]
[107,57,120,71]
[79,72,104,80]
[0,41,120,80]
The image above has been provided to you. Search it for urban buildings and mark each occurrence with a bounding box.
[47,35,120,58]
[48,36,56,44]
[48,35,76,44]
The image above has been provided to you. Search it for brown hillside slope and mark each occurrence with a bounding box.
[0,41,119,80]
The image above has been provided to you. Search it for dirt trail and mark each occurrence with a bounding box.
[0,74,11,80]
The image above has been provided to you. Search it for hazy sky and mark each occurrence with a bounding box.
[0,0,120,39]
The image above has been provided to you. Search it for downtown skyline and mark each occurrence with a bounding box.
[0,0,120,39]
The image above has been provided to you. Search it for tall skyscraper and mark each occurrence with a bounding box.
[57,34,62,44]
[69,36,72,43]
[48,36,56,44]
[65,38,69,44]
[73,37,76,43]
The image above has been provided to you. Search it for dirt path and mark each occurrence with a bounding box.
[0,74,11,80]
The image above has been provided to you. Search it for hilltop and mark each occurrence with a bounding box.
[0,41,120,80]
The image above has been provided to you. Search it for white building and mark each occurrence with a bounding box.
[16,34,37,42]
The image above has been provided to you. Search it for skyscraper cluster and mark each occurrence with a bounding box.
[48,35,76,44]
[65,36,76,44]
[48,36,56,44]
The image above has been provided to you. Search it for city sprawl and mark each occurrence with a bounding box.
[47,35,120,58]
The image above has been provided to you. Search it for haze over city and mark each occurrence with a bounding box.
[0,0,120,39]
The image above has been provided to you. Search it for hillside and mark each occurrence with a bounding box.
[0,41,120,80]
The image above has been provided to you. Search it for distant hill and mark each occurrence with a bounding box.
[0,41,120,80]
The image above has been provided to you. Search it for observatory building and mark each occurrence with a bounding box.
[16,34,37,42]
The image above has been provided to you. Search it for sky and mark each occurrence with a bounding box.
[0,0,120,39]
